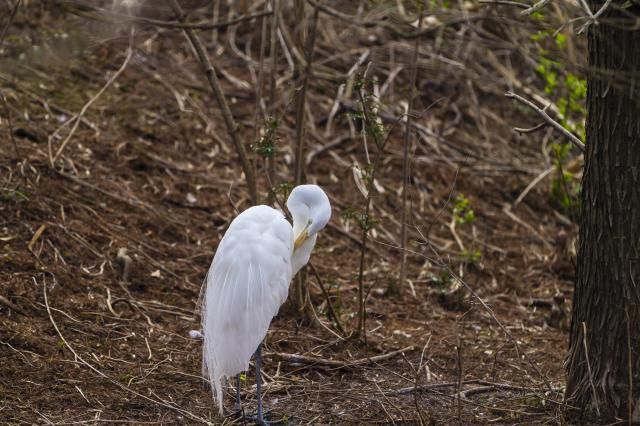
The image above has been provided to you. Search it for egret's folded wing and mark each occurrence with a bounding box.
[200,206,293,413]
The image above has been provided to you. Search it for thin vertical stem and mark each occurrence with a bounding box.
[293,5,319,186]
[398,4,424,296]
[292,4,320,324]
[266,0,280,203]
[354,86,389,339]
[254,3,269,183]
[167,0,257,204]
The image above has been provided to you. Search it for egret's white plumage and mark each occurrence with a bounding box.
[200,185,331,415]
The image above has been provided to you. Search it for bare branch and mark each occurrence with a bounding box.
[269,346,415,369]
[520,0,550,16]
[514,121,547,134]
[505,91,585,153]
[293,5,320,186]
[479,0,529,8]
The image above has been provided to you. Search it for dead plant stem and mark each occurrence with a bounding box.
[398,3,423,296]
[293,5,319,186]
[355,85,390,338]
[292,3,320,324]
[266,0,280,203]
[168,0,257,204]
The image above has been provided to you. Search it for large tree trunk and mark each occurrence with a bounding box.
[565,2,640,422]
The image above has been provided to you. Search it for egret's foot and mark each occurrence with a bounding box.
[224,404,244,420]
[244,416,269,426]
[243,408,275,426]
[230,405,244,419]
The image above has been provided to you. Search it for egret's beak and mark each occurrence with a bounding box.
[294,224,310,249]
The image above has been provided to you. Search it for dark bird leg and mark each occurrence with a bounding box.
[234,373,242,413]
[242,345,272,425]
[255,344,268,426]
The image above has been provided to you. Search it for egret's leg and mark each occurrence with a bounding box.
[255,345,268,426]
[234,374,242,413]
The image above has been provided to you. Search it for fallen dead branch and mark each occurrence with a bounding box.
[269,345,415,369]
[0,294,27,316]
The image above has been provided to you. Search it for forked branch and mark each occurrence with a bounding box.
[506,91,585,153]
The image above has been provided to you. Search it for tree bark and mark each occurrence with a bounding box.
[565,2,640,422]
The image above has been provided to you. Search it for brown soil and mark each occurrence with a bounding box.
[1,2,582,425]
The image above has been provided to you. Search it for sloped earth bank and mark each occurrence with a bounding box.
[1,2,582,424]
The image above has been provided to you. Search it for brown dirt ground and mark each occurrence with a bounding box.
[1,2,583,425]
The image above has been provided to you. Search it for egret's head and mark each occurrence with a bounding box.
[287,184,331,249]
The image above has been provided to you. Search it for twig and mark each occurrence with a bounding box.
[513,166,554,205]
[502,205,552,247]
[291,4,320,324]
[0,339,34,366]
[293,5,320,185]
[479,0,529,7]
[514,121,547,134]
[50,33,134,165]
[398,5,423,296]
[353,81,406,338]
[167,0,257,204]
[576,0,612,34]
[505,91,584,153]
[253,3,269,145]
[390,380,479,395]
[308,261,346,336]
[355,87,375,338]
[520,0,550,16]
[373,381,400,425]
[269,345,414,369]
[266,0,280,203]
[0,294,27,316]
[414,336,431,426]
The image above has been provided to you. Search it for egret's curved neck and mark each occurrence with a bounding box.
[291,233,317,275]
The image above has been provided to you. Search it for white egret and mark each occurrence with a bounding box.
[200,184,331,425]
